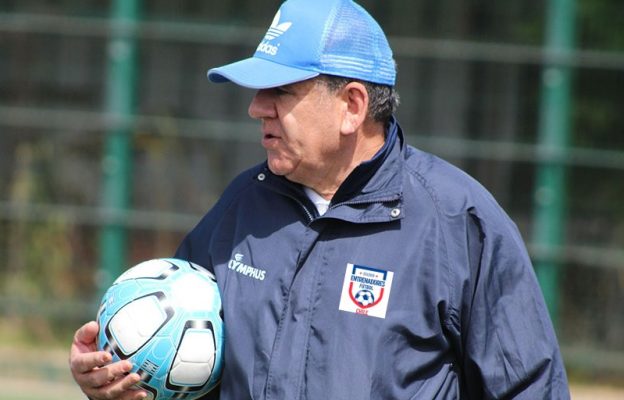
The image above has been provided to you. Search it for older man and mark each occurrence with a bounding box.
[70,0,570,399]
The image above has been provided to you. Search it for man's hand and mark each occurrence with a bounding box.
[69,321,147,400]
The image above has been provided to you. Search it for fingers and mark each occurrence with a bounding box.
[76,361,149,400]
[70,321,99,360]
[75,320,100,344]
[81,360,133,388]
[69,321,146,399]
[83,371,148,400]
[70,321,109,375]
[71,349,113,375]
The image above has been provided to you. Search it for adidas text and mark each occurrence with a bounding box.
[256,40,279,56]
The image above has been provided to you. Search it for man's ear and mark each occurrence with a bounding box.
[340,82,369,135]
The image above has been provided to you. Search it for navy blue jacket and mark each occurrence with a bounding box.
[176,118,569,399]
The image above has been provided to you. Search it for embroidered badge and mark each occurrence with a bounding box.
[339,263,394,319]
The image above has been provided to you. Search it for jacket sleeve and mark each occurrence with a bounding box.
[174,212,216,274]
[452,207,569,399]
[174,163,262,270]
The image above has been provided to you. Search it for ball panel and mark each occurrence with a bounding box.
[114,259,178,284]
[170,360,211,387]
[168,326,216,387]
[176,329,216,364]
[170,274,219,312]
[109,294,169,355]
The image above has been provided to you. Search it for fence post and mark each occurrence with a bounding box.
[532,0,576,329]
[98,0,142,297]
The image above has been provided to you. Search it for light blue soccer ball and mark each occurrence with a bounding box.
[96,258,224,400]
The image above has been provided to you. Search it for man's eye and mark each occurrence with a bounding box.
[274,86,290,95]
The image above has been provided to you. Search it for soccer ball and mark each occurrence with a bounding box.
[96,258,224,400]
[354,289,375,307]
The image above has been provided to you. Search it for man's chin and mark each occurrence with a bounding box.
[266,159,292,177]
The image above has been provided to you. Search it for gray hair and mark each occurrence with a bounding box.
[317,74,400,125]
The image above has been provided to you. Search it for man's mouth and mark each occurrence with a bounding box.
[262,132,281,148]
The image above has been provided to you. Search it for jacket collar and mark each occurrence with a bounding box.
[332,117,403,205]
[260,117,405,223]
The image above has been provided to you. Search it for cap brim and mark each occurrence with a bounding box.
[207,57,319,89]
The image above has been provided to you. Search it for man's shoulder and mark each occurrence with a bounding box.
[402,145,501,216]
[196,162,268,226]
[182,162,267,241]
[219,162,267,200]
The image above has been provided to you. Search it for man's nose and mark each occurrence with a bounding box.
[248,89,276,120]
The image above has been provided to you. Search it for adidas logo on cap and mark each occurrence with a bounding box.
[257,10,292,56]
[264,10,292,40]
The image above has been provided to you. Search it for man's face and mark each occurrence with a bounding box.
[248,78,345,188]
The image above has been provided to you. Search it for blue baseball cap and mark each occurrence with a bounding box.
[207,0,396,89]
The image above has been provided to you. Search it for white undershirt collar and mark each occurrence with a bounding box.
[303,187,331,216]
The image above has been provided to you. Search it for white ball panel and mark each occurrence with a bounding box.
[177,330,215,363]
[170,274,216,311]
[111,295,167,354]
[170,361,211,386]
[115,259,174,283]
[169,330,215,385]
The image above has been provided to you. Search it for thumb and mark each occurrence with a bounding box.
[73,321,99,349]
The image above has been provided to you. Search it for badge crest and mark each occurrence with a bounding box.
[339,263,394,319]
